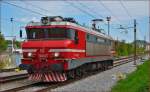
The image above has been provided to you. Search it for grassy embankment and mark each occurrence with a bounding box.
[112,60,150,92]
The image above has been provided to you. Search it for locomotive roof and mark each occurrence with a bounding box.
[27,21,113,40]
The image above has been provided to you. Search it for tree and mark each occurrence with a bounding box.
[0,33,7,53]
[15,41,21,48]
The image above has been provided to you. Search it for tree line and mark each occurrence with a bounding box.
[0,33,7,53]
[115,41,146,57]
[0,32,21,53]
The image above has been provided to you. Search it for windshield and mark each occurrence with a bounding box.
[26,28,75,40]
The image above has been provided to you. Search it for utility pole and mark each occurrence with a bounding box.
[0,0,1,34]
[149,0,150,59]
[106,16,111,36]
[117,20,137,65]
[134,19,137,65]
[10,18,14,53]
[149,16,150,59]
[144,35,146,50]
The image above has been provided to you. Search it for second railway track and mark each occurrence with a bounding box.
[0,73,28,83]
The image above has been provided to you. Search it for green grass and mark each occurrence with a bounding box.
[111,60,150,92]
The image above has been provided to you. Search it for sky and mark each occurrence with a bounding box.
[0,0,149,42]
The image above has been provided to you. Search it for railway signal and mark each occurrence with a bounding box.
[106,16,111,36]
[133,19,137,65]
[149,0,150,59]
[20,29,22,38]
[10,18,14,53]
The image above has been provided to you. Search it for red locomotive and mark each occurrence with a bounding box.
[19,16,114,82]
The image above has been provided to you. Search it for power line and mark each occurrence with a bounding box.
[65,0,97,19]
[77,1,110,26]
[19,0,51,14]
[119,0,133,20]
[2,1,46,16]
[137,23,145,40]
[78,1,104,18]
[0,1,1,33]
[97,0,122,24]
[97,0,135,38]
[21,0,102,20]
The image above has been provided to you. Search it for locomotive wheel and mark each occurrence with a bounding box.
[82,67,87,75]
[92,63,97,70]
[101,62,105,71]
[76,68,82,77]
[108,61,113,69]
[68,70,75,79]
[104,62,108,70]
[86,63,92,71]
[97,63,102,70]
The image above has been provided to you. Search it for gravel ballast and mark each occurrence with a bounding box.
[51,60,143,92]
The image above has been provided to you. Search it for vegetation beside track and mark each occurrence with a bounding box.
[0,32,21,69]
[0,32,7,53]
[115,41,146,57]
[111,60,150,92]
[0,32,21,54]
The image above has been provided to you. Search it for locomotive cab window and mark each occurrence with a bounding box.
[74,31,79,44]
[26,28,76,40]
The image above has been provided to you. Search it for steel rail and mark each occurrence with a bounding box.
[0,73,28,83]
[1,55,142,92]
[31,56,142,92]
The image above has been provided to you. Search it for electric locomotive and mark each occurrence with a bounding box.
[19,16,114,82]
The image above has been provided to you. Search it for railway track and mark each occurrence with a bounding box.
[0,73,28,83]
[0,56,140,92]
[1,81,40,92]
[34,56,139,92]
[113,56,134,67]
[0,68,16,73]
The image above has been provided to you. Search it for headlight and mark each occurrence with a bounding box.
[27,52,32,57]
[54,52,60,57]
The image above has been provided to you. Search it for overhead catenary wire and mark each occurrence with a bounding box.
[77,1,109,26]
[78,1,104,18]
[21,0,102,20]
[2,1,46,16]
[97,0,138,40]
[2,0,144,41]
[137,23,146,41]
[0,1,1,33]
[66,0,114,35]
[97,0,122,25]
[3,0,121,27]
[65,0,97,19]
[119,0,133,20]
[19,0,51,14]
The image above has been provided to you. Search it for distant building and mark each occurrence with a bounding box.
[145,43,150,52]
[7,44,13,52]
[6,40,17,53]
[133,40,147,48]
